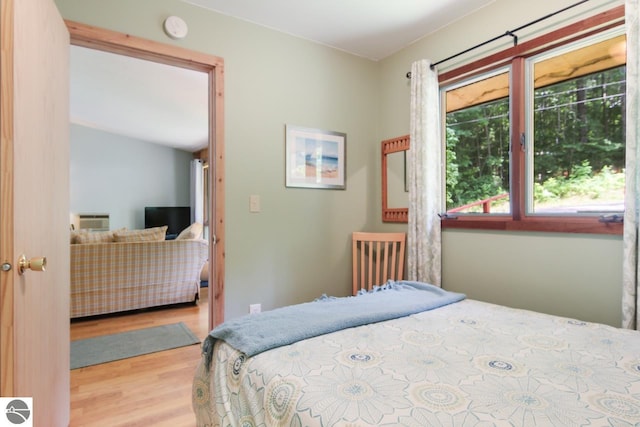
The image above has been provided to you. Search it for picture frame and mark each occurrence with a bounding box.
[285,125,346,190]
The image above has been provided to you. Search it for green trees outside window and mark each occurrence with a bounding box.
[443,31,626,217]
[531,66,625,214]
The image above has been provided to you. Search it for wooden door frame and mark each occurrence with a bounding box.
[1,0,17,396]
[66,21,225,330]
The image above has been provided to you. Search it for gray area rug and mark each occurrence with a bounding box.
[71,322,200,369]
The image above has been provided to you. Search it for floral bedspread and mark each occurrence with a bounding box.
[193,299,640,426]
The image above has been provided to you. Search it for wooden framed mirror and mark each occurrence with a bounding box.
[382,134,410,222]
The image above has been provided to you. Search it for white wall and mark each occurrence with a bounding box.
[378,0,625,327]
[70,124,192,230]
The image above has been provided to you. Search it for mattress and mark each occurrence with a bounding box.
[193,297,640,426]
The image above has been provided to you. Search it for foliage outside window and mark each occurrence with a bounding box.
[445,70,511,214]
[529,35,626,215]
[440,21,626,234]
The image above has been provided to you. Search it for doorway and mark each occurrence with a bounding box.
[66,20,225,329]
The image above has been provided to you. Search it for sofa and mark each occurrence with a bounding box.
[70,225,208,318]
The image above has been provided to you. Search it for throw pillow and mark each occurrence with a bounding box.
[113,226,168,242]
[176,222,203,240]
[70,229,88,244]
[75,228,125,244]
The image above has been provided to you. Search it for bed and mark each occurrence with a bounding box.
[192,281,640,426]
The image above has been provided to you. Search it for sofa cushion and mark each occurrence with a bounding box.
[70,238,208,318]
[113,226,167,242]
[75,229,123,244]
[176,222,203,240]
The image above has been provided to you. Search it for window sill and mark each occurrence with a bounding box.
[441,216,622,235]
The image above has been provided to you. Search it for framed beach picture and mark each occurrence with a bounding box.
[285,125,346,190]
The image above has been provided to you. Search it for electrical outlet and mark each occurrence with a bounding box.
[249,303,261,314]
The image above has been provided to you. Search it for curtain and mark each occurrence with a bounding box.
[190,159,204,225]
[407,59,442,286]
[623,0,640,330]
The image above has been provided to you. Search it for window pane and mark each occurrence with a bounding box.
[445,72,510,214]
[531,36,626,214]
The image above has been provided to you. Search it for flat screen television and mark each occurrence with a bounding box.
[144,206,191,237]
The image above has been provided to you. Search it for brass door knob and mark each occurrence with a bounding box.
[18,255,46,275]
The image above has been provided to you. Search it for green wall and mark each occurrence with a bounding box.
[55,0,381,320]
[56,0,626,326]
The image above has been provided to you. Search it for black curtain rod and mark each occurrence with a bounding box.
[406,0,590,79]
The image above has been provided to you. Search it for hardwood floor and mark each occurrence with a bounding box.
[70,287,210,426]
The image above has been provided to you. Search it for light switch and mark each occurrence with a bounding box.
[249,195,261,213]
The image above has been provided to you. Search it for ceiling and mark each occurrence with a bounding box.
[183,0,496,61]
[70,45,209,152]
[70,0,496,152]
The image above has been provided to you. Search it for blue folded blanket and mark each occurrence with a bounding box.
[202,280,465,370]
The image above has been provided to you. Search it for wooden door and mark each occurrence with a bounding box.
[0,0,70,426]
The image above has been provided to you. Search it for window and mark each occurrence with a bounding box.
[440,12,626,235]
[528,34,626,215]
[444,69,511,214]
